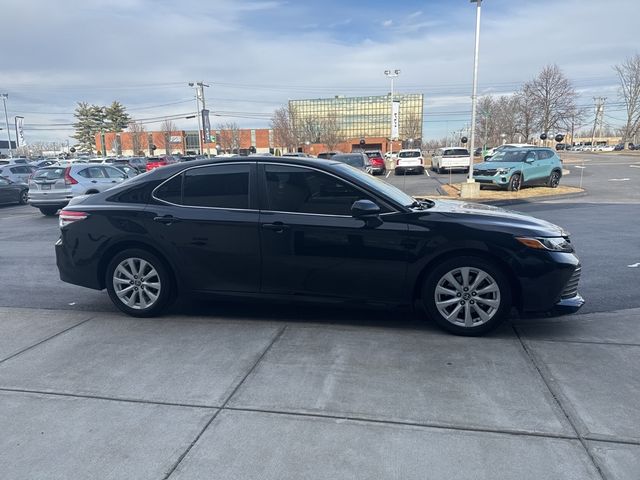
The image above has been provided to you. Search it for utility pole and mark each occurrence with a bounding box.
[590,97,606,148]
[1,93,13,158]
[189,82,210,155]
[384,69,400,156]
[463,0,482,198]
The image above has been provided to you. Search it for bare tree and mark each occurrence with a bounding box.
[270,106,298,151]
[217,122,241,152]
[526,64,578,136]
[320,113,344,151]
[514,85,539,143]
[614,54,640,143]
[297,115,323,144]
[128,121,147,156]
[401,113,423,142]
[159,119,177,155]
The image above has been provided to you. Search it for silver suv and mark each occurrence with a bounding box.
[28,164,127,215]
[0,164,37,183]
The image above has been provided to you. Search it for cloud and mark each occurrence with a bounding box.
[408,11,423,19]
[1,0,636,141]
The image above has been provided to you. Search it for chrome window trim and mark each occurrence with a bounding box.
[151,161,255,211]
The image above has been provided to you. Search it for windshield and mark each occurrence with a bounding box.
[486,150,528,162]
[398,151,420,158]
[333,154,364,167]
[334,163,416,207]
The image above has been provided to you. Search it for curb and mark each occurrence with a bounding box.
[424,188,588,206]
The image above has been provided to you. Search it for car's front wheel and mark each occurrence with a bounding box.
[547,170,561,188]
[508,173,522,191]
[19,190,28,205]
[421,256,512,336]
[105,249,173,317]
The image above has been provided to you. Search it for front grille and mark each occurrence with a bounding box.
[561,266,581,299]
[475,169,498,176]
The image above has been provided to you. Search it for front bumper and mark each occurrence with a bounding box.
[553,292,585,314]
[473,174,511,187]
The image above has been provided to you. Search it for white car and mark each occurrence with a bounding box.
[394,149,425,175]
[0,164,37,184]
[431,147,471,173]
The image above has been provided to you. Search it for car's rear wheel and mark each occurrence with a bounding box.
[508,173,522,191]
[19,190,28,205]
[547,170,561,188]
[38,207,58,216]
[421,256,512,336]
[394,168,404,175]
[105,249,173,317]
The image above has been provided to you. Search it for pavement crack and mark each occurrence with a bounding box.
[162,324,288,480]
[513,325,608,480]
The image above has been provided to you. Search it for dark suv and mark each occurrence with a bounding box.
[56,156,583,336]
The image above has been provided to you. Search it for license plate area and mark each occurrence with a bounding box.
[41,184,51,190]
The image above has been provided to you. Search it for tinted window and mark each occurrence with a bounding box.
[155,174,183,204]
[398,151,420,158]
[487,151,528,162]
[10,166,30,174]
[264,165,383,216]
[538,149,554,159]
[332,154,365,167]
[443,149,469,156]
[0,177,9,185]
[183,164,249,209]
[78,167,107,178]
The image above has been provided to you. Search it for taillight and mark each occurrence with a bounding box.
[64,167,78,185]
[59,211,89,228]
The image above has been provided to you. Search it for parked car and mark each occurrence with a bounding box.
[30,159,58,169]
[331,153,373,173]
[394,149,424,175]
[56,156,583,336]
[363,150,386,175]
[0,164,37,184]
[431,148,471,174]
[146,155,181,172]
[0,176,29,206]
[613,144,625,151]
[473,147,563,191]
[555,143,567,151]
[110,164,139,179]
[317,151,341,160]
[484,143,535,160]
[0,158,30,166]
[283,152,314,158]
[28,164,128,215]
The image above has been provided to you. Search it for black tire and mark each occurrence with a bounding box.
[421,256,512,336]
[437,167,445,174]
[507,173,522,191]
[418,167,425,175]
[547,170,561,188]
[39,207,58,216]
[18,189,28,205]
[394,168,403,176]
[105,248,174,317]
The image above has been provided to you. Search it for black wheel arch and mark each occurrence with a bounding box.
[411,248,522,312]
[97,239,179,293]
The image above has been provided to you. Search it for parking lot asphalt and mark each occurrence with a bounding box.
[0,152,639,479]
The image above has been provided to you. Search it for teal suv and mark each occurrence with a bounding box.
[473,147,563,191]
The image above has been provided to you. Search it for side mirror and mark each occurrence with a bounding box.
[351,199,381,218]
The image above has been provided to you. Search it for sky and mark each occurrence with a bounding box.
[0,0,637,145]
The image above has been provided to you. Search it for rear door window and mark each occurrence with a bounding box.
[182,164,250,209]
[33,168,65,180]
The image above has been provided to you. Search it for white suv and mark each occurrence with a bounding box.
[394,149,424,175]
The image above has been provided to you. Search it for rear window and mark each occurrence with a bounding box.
[443,149,469,156]
[364,151,382,158]
[332,154,365,167]
[398,151,420,158]
[33,168,65,180]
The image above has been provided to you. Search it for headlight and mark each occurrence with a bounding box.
[496,167,511,175]
[515,236,574,252]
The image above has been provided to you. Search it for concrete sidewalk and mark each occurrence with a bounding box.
[0,306,638,479]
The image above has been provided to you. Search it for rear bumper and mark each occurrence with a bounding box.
[55,237,102,290]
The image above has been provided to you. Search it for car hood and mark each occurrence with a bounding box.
[422,199,567,237]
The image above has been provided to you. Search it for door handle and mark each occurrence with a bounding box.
[91,180,98,183]
[262,222,289,233]
[154,215,181,225]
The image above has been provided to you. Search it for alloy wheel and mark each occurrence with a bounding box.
[112,257,162,310]
[549,171,560,188]
[434,266,501,328]
[509,174,521,191]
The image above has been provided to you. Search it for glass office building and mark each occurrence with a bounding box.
[289,93,424,140]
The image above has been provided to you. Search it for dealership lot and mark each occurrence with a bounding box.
[0,153,639,479]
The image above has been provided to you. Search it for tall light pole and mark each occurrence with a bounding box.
[1,94,13,158]
[462,0,482,198]
[384,69,400,156]
[188,82,210,155]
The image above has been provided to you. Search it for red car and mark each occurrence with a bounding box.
[145,156,180,172]
[364,150,386,175]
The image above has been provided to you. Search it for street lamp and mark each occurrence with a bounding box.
[384,69,400,156]
[462,0,483,198]
[1,93,13,159]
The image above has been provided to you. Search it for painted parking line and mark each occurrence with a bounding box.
[608,178,630,182]
[573,165,586,169]
[630,165,640,168]
[628,263,640,268]
[385,171,392,178]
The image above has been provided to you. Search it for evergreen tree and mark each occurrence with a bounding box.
[72,102,107,153]
[105,101,131,132]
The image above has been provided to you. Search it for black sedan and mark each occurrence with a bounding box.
[55,156,583,335]
[0,176,29,206]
